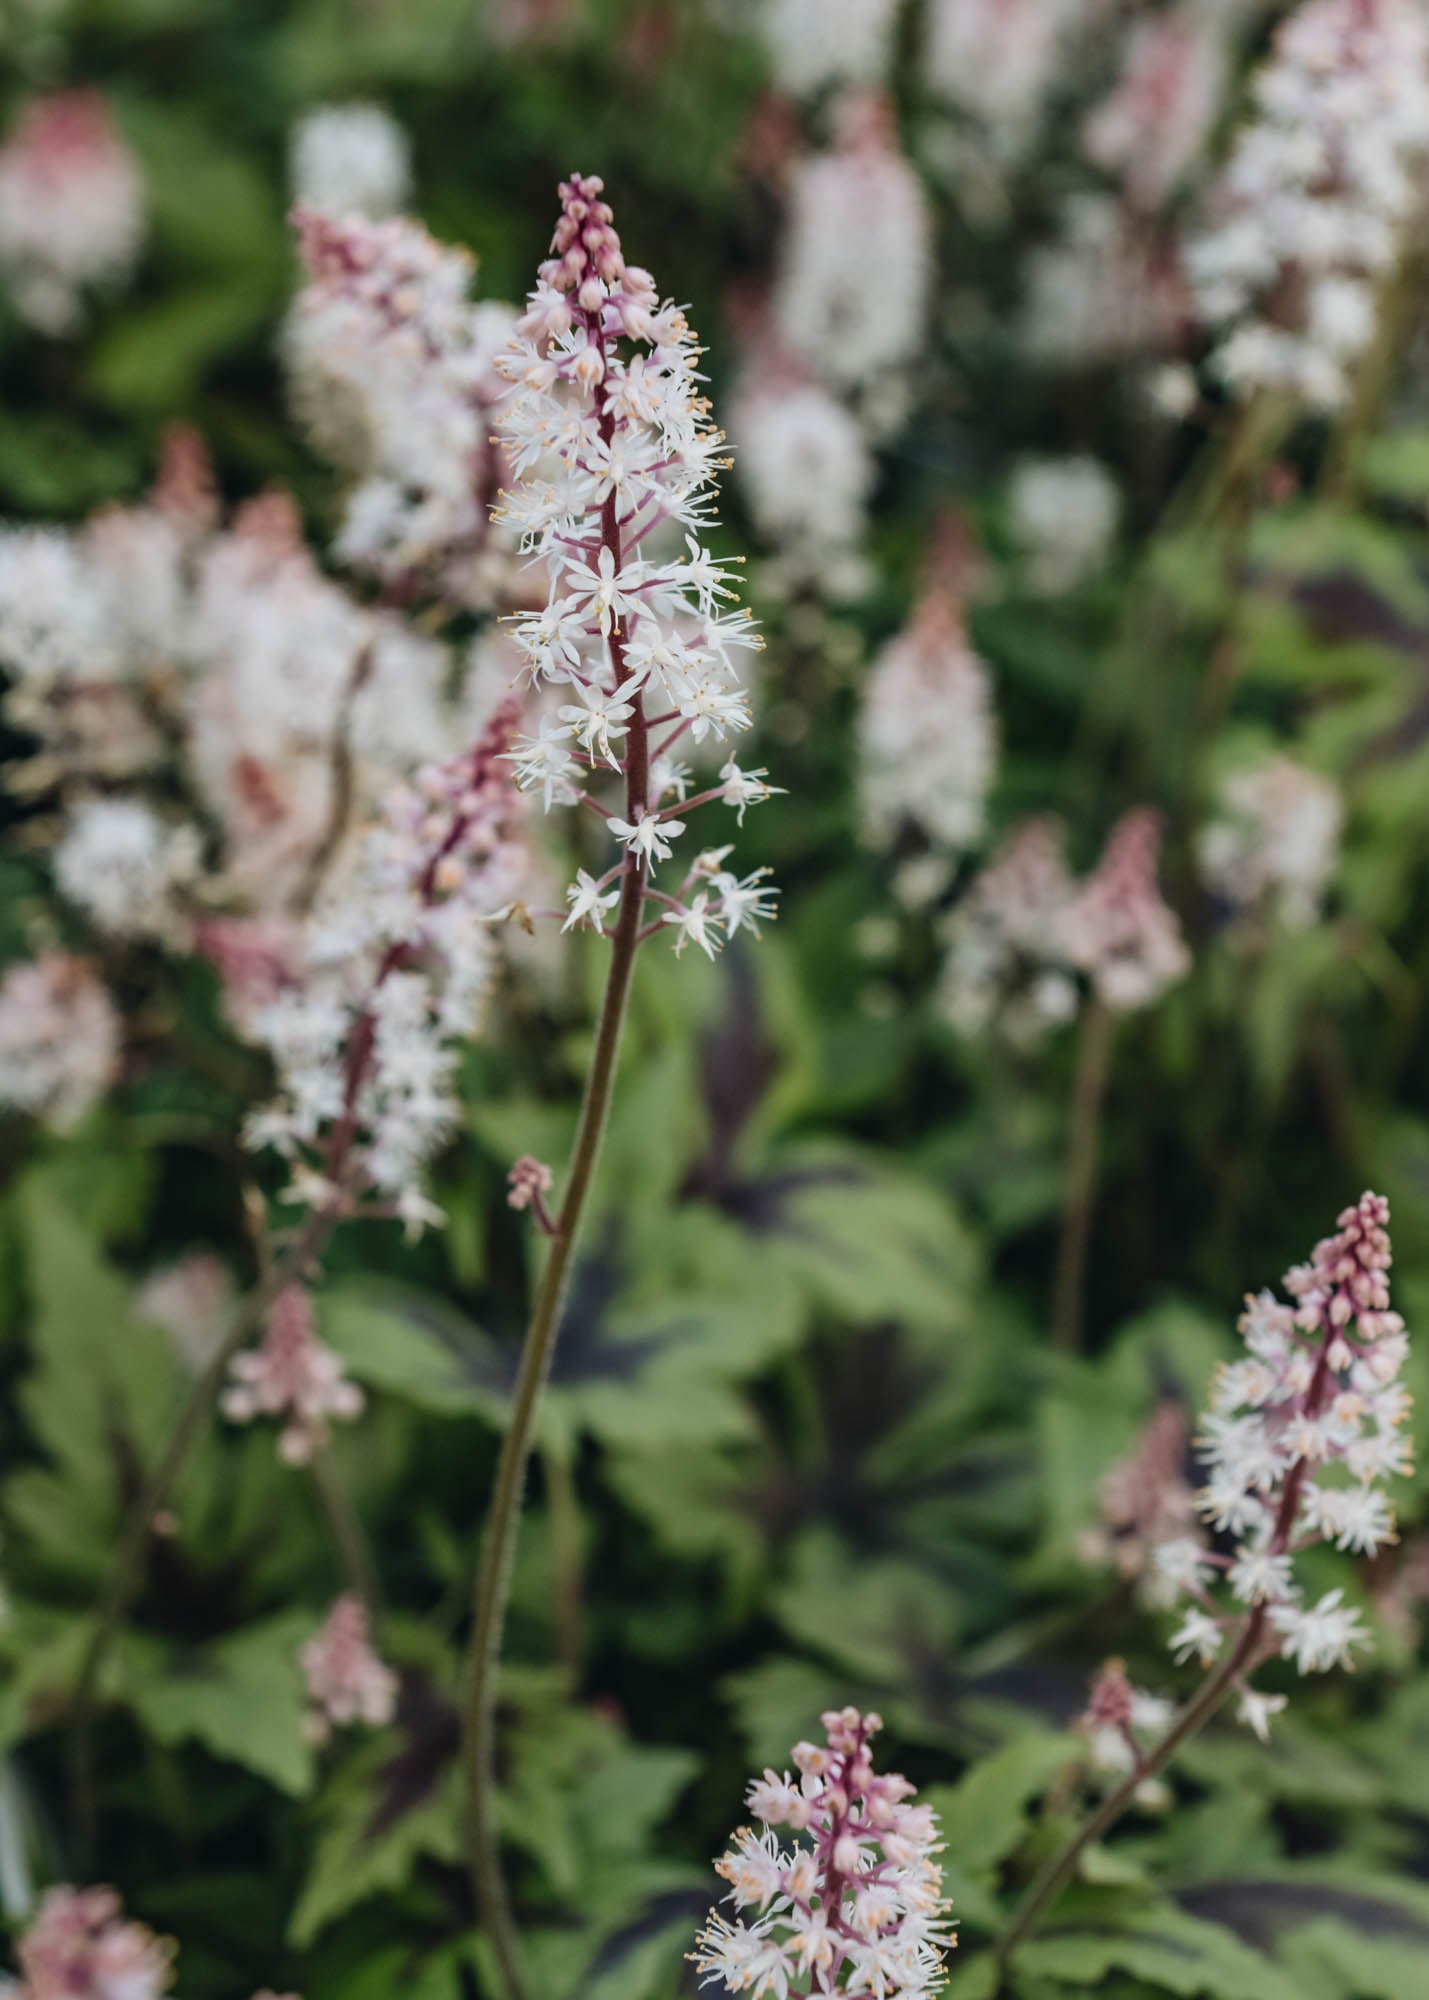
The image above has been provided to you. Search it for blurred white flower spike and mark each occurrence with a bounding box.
[0,90,145,335]
[493,171,779,959]
[1187,0,1429,409]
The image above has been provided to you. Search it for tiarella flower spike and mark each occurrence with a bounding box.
[695,1707,953,1997]
[222,1284,364,1465]
[14,1885,173,2000]
[299,1593,398,1743]
[494,172,778,959]
[1154,1193,1411,1731]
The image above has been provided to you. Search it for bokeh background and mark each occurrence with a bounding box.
[4,1,1429,1996]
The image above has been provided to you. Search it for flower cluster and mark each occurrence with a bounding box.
[1078,1659,1176,1806]
[1065,807,1190,1013]
[941,808,1187,1039]
[928,0,1112,166]
[1198,753,1343,933]
[222,1284,363,1465]
[244,695,530,1231]
[0,90,145,334]
[286,207,517,604]
[289,102,411,220]
[1008,456,1119,596]
[1153,1193,1411,1733]
[0,430,458,978]
[1079,1400,1201,1597]
[1186,0,1429,409]
[12,1885,173,2000]
[493,172,777,959]
[940,817,1082,1044]
[728,359,873,599]
[1083,7,1231,212]
[695,1707,953,1997]
[0,951,119,1131]
[858,552,997,884]
[298,1594,398,1744]
[1022,194,1185,370]
[771,90,932,439]
[138,1252,234,1374]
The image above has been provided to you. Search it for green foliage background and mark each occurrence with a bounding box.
[6,2,1429,1996]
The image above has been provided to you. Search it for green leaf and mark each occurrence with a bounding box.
[929,1732,1074,1878]
[1017,1906,1304,2000]
[127,1613,316,1796]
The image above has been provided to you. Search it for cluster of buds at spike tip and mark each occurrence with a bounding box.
[493,172,780,967]
[1077,1659,1177,1806]
[222,1284,363,1465]
[298,1594,398,1744]
[12,1885,174,2000]
[1151,1193,1411,1737]
[694,1707,954,1997]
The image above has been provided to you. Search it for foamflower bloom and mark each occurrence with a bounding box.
[695,1706,954,1997]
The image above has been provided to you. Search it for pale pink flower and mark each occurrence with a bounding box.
[298,1594,398,1744]
[696,1708,953,1996]
[0,91,145,334]
[1065,808,1189,1013]
[1084,8,1230,211]
[137,1252,234,1374]
[0,951,119,1130]
[15,1884,173,2000]
[858,552,997,870]
[940,816,1083,1042]
[222,1285,363,1465]
[1081,1400,1202,1600]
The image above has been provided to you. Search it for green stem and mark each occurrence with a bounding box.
[1051,999,1115,1355]
[544,1443,584,1681]
[992,1614,1263,1984]
[310,1448,383,1632]
[458,861,645,2000]
[67,1203,339,1855]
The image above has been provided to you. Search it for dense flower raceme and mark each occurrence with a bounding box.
[223,1284,363,1465]
[493,172,778,959]
[771,90,932,437]
[1022,192,1186,369]
[12,1885,173,2000]
[1186,0,1429,409]
[242,693,530,1231]
[728,355,873,598]
[287,207,517,607]
[940,807,1188,1040]
[858,546,997,881]
[695,1708,954,1997]
[288,102,411,220]
[1151,1193,1411,1734]
[1083,5,1233,213]
[1078,1659,1177,1805]
[1007,456,1119,596]
[0,951,119,1132]
[0,90,145,334]
[1198,753,1343,933]
[1064,806,1190,1013]
[299,1594,398,1743]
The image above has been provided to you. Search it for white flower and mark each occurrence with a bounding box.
[563,870,620,934]
[0,90,145,334]
[1170,1607,1225,1665]
[557,680,635,768]
[289,103,412,219]
[55,798,199,940]
[662,892,723,959]
[1227,1547,1297,1606]
[1236,1687,1288,1741]
[609,809,682,869]
[1009,457,1119,595]
[720,761,781,825]
[1272,1587,1370,1675]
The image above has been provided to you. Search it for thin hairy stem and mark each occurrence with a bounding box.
[460,416,648,2000]
[992,1615,1264,1985]
[1051,998,1115,1354]
[309,1448,383,1630]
